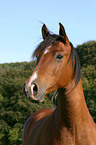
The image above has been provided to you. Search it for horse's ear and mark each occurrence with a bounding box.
[42,24,50,39]
[59,23,69,42]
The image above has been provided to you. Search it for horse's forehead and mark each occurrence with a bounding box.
[37,41,65,60]
[53,41,65,52]
[44,45,52,55]
[44,41,65,55]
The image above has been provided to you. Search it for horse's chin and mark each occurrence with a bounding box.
[38,94,45,102]
[27,92,45,102]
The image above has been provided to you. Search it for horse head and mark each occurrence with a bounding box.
[24,23,80,102]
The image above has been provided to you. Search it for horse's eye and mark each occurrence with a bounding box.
[56,54,63,60]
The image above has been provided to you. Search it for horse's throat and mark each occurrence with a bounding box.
[57,79,88,126]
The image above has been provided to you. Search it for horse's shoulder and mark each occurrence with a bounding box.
[22,108,54,145]
[32,108,53,120]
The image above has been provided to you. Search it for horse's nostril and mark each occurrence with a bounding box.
[32,83,38,96]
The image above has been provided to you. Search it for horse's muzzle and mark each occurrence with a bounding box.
[23,81,45,102]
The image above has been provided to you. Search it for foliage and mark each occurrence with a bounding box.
[76,41,96,66]
[0,41,96,144]
[76,41,96,121]
[0,61,55,145]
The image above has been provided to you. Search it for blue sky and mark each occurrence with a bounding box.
[0,0,96,63]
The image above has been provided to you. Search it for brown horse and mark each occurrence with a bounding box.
[22,23,96,145]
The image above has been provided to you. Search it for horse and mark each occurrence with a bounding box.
[22,23,96,145]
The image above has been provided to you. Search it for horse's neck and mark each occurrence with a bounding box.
[55,79,96,144]
[57,79,90,128]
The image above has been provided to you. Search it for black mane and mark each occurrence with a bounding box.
[69,42,81,88]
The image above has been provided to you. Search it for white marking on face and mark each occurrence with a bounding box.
[44,45,51,55]
[44,49,50,54]
[25,71,38,92]
[30,72,38,83]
